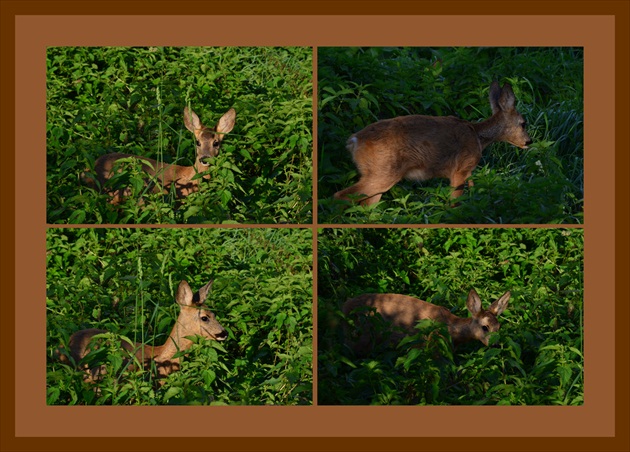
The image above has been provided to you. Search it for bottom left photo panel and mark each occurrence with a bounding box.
[46,227,313,406]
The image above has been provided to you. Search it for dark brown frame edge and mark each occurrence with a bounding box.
[1,1,628,451]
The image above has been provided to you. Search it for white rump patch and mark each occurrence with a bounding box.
[404,168,430,181]
[346,136,358,155]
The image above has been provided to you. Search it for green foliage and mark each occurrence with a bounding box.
[47,47,312,224]
[318,47,583,224]
[318,227,583,405]
[46,228,313,405]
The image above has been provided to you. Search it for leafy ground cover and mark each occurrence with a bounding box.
[318,47,583,224]
[318,227,583,405]
[47,46,312,224]
[46,227,313,405]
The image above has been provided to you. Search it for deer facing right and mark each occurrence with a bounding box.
[82,106,236,205]
[334,81,532,205]
[342,289,510,356]
[56,279,228,381]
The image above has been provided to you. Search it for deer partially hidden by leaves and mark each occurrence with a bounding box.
[56,280,228,382]
[82,107,236,204]
[334,81,532,205]
[342,289,510,356]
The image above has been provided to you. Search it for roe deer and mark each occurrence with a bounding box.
[334,81,532,205]
[342,289,510,356]
[57,279,228,381]
[82,107,236,204]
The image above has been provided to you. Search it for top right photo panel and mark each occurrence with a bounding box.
[318,47,583,225]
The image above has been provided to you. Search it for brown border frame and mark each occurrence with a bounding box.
[1,1,628,451]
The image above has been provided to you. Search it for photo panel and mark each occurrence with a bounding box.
[5,7,623,449]
[46,227,313,405]
[318,227,584,405]
[46,46,313,225]
[317,47,584,225]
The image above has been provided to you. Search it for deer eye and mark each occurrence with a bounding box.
[482,325,489,333]
[213,140,220,147]
[195,139,201,147]
[200,316,209,322]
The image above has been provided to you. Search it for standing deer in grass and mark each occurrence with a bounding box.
[334,81,532,205]
[83,106,236,204]
[342,289,510,356]
[57,279,228,381]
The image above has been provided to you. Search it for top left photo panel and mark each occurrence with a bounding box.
[46,47,313,225]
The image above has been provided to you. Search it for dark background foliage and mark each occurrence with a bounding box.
[318,227,583,405]
[318,47,583,224]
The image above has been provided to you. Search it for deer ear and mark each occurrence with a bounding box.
[183,107,202,132]
[216,108,236,135]
[489,81,502,114]
[498,84,516,111]
[176,280,194,307]
[489,291,511,316]
[196,280,214,305]
[466,289,483,315]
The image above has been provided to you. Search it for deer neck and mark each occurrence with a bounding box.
[445,316,473,345]
[193,160,212,180]
[144,323,194,364]
[472,115,504,150]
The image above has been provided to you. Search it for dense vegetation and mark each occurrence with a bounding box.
[45,46,586,408]
[318,47,583,224]
[47,47,312,224]
[46,228,313,405]
[318,227,583,405]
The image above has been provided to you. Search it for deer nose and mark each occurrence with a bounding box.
[215,329,228,341]
[199,156,212,166]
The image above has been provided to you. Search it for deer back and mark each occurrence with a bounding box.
[348,115,481,184]
[334,81,532,204]
[342,289,510,354]
[342,293,455,356]
[343,293,456,333]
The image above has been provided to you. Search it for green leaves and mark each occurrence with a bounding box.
[47,46,312,224]
[318,228,583,405]
[46,228,313,405]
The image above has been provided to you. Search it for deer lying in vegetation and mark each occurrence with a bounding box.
[82,106,236,204]
[342,289,510,356]
[57,279,228,381]
[334,81,531,205]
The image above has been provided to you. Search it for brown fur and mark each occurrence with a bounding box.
[334,82,531,205]
[82,107,236,204]
[342,289,510,355]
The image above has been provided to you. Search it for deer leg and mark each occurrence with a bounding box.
[334,176,398,206]
[334,184,383,206]
[449,170,473,199]
[108,189,124,205]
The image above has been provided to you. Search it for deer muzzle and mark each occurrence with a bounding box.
[199,156,213,166]
[212,329,228,341]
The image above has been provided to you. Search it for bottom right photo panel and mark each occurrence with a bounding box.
[317,227,584,406]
